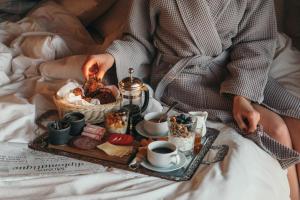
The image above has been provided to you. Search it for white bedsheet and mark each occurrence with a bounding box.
[0,1,299,199]
[0,123,290,200]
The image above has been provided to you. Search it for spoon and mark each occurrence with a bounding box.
[158,101,178,123]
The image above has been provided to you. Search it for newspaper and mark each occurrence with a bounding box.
[0,142,106,180]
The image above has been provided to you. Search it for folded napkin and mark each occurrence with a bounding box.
[244,125,300,169]
[56,81,91,105]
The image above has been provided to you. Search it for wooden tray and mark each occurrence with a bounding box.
[29,128,224,181]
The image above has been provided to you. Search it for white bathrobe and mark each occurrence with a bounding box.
[106,0,300,168]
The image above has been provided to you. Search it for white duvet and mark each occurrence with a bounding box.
[0,1,299,200]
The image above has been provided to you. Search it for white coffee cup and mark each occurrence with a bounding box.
[147,141,180,168]
[143,112,169,136]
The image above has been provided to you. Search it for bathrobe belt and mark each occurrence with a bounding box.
[154,50,230,100]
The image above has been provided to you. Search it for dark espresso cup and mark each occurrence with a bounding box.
[63,112,85,136]
[48,121,71,145]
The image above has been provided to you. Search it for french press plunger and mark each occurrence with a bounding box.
[118,68,149,130]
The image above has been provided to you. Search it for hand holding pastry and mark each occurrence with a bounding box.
[81,53,115,80]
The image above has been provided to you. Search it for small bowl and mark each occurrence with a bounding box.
[143,112,169,136]
[48,121,71,145]
[63,112,85,136]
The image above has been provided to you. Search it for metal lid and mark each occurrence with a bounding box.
[118,68,144,91]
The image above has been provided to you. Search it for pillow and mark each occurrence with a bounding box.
[27,1,97,54]
[17,35,70,60]
[91,0,130,49]
[54,0,117,25]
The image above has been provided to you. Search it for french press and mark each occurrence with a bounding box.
[118,68,149,131]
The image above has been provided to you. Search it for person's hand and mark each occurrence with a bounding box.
[81,53,115,80]
[233,96,260,133]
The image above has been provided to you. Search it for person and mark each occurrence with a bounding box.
[82,1,300,199]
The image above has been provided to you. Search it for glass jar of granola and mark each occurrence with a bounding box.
[105,109,129,134]
[168,114,197,156]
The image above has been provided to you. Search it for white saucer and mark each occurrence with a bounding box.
[141,152,187,173]
[135,121,169,139]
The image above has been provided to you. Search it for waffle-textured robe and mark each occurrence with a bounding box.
[106,0,300,168]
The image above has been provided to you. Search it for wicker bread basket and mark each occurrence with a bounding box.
[53,93,122,124]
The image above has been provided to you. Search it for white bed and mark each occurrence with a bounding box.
[0,1,299,199]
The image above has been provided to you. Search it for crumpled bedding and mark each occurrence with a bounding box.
[0,125,290,200]
[0,1,299,199]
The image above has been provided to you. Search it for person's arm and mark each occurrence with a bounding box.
[106,0,157,80]
[220,0,277,104]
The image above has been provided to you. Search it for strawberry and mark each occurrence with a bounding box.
[108,134,134,146]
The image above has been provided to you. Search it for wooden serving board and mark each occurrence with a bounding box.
[32,133,139,165]
[48,143,133,165]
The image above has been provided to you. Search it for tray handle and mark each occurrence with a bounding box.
[201,145,229,165]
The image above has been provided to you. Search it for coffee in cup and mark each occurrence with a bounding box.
[143,112,169,136]
[147,141,180,168]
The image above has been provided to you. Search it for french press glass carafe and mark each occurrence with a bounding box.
[118,68,149,130]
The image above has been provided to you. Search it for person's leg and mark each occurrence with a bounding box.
[283,117,300,182]
[253,104,299,200]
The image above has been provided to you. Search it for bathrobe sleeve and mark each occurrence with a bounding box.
[220,0,277,103]
[106,0,156,80]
